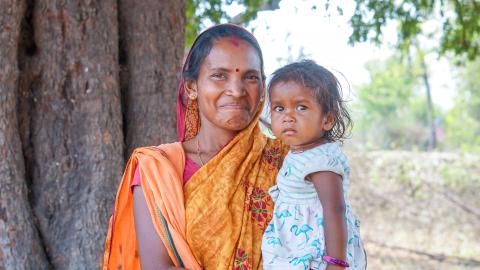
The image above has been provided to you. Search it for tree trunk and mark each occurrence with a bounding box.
[119,0,185,158]
[17,1,124,269]
[416,48,436,150]
[1,0,185,269]
[0,1,50,269]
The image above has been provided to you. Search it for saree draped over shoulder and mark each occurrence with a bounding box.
[103,23,287,270]
[103,143,200,270]
[184,122,286,270]
[103,122,287,270]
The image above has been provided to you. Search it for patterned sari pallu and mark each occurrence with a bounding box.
[103,23,288,270]
[184,123,285,269]
[103,121,286,270]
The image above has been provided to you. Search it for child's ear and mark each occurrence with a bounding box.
[323,112,335,131]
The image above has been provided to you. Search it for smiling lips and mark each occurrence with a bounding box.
[220,103,247,110]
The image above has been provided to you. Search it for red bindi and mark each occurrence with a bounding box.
[235,68,239,72]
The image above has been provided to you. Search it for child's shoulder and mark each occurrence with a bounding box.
[307,142,343,156]
[305,142,348,164]
[307,142,350,175]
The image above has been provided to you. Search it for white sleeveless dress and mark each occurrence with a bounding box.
[261,142,366,270]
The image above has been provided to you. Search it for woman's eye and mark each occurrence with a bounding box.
[212,73,226,79]
[246,75,260,81]
[273,106,284,112]
[297,105,307,111]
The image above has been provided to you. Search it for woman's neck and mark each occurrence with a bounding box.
[195,125,238,154]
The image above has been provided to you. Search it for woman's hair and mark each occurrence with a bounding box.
[183,24,265,82]
[267,60,352,142]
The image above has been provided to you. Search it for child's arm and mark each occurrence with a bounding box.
[308,171,347,270]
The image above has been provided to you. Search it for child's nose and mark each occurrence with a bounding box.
[283,113,295,123]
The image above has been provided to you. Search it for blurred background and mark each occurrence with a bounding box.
[196,2,480,269]
[1,0,478,269]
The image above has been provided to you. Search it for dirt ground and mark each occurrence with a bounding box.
[347,151,480,270]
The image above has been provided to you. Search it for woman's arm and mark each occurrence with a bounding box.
[308,171,347,270]
[133,186,187,270]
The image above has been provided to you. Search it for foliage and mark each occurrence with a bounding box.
[186,1,480,59]
[444,59,480,152]
[353,55,437,150]
[348,0,480,60]
[354,53,480,152]
[185,0,273,47]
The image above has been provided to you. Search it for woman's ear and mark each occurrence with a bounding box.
[323,112,336,131]
[184,79,198,100]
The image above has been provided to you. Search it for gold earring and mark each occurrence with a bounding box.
[188,91,197,100]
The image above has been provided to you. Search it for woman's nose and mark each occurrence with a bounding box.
[226,78,245,97]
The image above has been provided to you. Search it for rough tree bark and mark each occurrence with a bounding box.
[0,1,50,269]
[119,0,185,158]
[1,0,184,269]
[17,1,124,269]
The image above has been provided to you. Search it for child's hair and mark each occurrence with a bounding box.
[267,60,352,142]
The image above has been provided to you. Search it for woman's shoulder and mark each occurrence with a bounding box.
[130,142,186,175]
[131,142,185,163]
[133,141,182,153]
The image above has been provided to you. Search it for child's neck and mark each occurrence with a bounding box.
[289,138,329,153]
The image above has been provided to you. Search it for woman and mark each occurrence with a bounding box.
[103,24,286,270]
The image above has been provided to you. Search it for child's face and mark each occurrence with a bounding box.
[269,81,334,149]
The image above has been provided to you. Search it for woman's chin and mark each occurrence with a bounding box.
[222,116,253,131]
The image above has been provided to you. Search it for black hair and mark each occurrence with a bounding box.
[183,24,266,82]
[267,60,352,142]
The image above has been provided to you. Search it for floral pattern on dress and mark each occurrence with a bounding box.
[233,248,251,270]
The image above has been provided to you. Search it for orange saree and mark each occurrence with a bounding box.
[103,119,286,270]
[103,23,287,270]
[103,143,200,269]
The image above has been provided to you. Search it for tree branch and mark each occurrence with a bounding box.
[229,0,281,24]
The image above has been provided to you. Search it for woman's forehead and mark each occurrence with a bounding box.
[202,37,261,71]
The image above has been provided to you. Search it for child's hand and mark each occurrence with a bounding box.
[326,265,347,270]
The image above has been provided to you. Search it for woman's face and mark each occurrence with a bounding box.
[187,37,263,133]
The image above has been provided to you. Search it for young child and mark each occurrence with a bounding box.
[262,60,366,270]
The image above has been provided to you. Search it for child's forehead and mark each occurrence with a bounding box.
[269,80,318,103]
[270,79,315,95]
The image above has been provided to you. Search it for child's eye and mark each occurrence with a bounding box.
[273,106,284,112]
[297,105,307,111]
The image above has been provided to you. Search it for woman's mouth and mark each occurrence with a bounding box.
[220,103,246,110]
